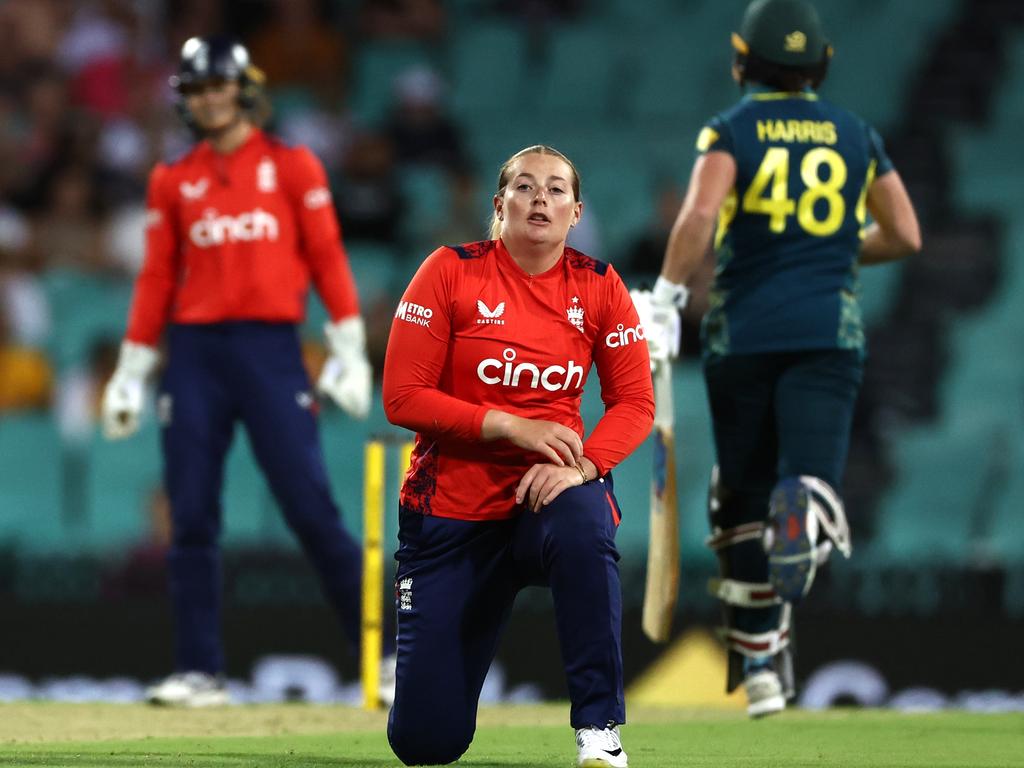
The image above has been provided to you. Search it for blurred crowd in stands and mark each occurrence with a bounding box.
[0,0,710,438]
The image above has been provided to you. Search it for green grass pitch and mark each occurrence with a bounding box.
[0,703,1020,767]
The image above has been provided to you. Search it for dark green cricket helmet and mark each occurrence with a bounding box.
[731,0,833,68]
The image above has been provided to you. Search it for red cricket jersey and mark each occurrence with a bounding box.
[125,129,359,345]
[382,239,655,521]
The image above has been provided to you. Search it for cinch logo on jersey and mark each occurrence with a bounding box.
[477,348,585,392]
[189,208,280,248]
[394,300,433,327]
[605,322,645,348]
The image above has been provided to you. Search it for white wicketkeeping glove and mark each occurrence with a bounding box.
[317,316,372,420]
[101,341,160,440]
[631,276,688,368]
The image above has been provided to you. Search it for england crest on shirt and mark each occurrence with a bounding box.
[257,157,277,192]
[566,296,585,333]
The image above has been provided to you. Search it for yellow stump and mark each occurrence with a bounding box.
[361,438,416,710]
[361,440,385,710]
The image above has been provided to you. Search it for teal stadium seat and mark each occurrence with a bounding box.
[349,42,437,125]
[83,421,163,551]
[449,23,527,117]
[0,414,63,549]
[267,87,316,122]
[874,219,1024,567]
[346,242,405,305]
[856,261,904,326]
[954,38,1024,217]
[604,0,695,28]
[619,23,718,127]
[817,0,957,129]
[578,157,654,259]
[988,430,1024,564]
[873,422,995,565]
[42,270,133,372]
[400,166,454,251]
[534,23,617,120]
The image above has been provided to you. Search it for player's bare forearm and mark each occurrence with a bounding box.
[859,171,921,265]
[859,222,921,265]
[481,409,515,441]
[661,151,736,286]
[482,410,583,467]
[662,210,716,285]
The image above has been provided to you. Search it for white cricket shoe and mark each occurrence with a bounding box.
[576,724,628,768]
[379,653,397,708]
[744,669,786,718]
[145,671,229,707]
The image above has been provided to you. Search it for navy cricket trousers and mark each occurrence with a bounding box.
[159,322,377,675]
[387,477,625,766]
[703,349,863,642]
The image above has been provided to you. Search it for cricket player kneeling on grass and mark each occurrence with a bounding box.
[382,146,653,768]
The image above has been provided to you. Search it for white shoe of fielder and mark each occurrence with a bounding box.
[744,669,786,718]
[145,671,229,707]
[576,724,628,768]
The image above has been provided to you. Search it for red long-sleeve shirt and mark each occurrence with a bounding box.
[382,239,654,521]
[125,129,359,345]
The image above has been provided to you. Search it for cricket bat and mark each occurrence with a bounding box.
[641,358,680,643]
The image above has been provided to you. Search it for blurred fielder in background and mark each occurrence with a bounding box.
[100,36,394,706]
[382,145,653,767]
[635,0,921,718]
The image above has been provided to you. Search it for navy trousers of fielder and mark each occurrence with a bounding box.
[703,349,862,689]
[160,322,390,674]
[388,477,625,766]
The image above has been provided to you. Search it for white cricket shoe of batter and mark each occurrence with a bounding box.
[744,669,786,718]
[576,724,628,768]
[145,671,229,707]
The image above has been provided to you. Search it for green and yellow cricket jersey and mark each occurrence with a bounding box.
[697,86,894,357]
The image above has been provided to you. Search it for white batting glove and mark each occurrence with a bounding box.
[317,316,372,420]
[631,276,688,367]
[101,341,160,440]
